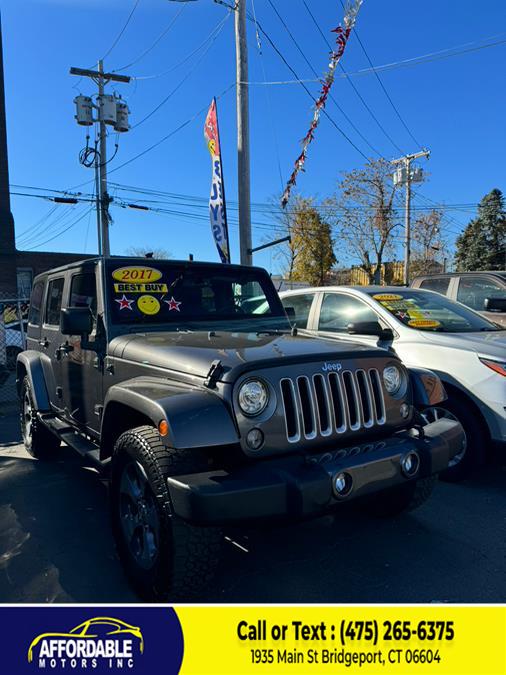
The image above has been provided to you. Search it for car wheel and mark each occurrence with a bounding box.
[6,346,21,371]
[421,397,485,482]
[110,425,222,601]
[365,476,436,518]
[20,376,61,459]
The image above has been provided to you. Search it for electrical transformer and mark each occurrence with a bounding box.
[114,102,130,132]
[73,95,93,126]
[99,94,117,125]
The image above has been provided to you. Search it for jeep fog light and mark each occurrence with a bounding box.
[401,452,420,477]
[333,472,353,497]
[246,428,264,451]
[238,379,268,416]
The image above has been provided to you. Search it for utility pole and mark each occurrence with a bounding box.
[235,0,252,265]
[70,63,131,257]
[392,149,430,285]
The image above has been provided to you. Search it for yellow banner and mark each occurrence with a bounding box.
[113,283,168,293]
[177,606,505,674]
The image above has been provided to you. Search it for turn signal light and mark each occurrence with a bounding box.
[158,420,169,436]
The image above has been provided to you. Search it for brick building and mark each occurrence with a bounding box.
[0,17,88,299]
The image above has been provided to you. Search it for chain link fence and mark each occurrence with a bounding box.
[0,294,29,409]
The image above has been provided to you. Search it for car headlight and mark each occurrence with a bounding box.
[383,365,403,395]
[479,357,506,377]
[238,379,269,416]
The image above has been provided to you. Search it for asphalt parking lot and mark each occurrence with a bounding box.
[0,409,505,604]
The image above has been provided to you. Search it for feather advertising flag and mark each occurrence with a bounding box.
[281,0,363,208]
[204,98,231,263]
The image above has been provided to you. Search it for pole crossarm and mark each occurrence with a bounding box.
[70,66,131,84]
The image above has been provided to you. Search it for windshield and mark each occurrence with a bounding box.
[367,289,503,333]
[106,260,290,332]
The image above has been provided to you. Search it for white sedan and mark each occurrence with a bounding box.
[278,286,506,481]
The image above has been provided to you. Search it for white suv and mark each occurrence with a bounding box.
[278,286,506,481]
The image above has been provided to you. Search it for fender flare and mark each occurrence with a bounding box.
[101,377,239,450]
[409,367,447,408]
[16,351,51,412]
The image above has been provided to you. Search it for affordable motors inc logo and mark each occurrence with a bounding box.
[27,617,144,670]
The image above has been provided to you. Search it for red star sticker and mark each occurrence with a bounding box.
[164,296,182,312]
[115,294,134,311]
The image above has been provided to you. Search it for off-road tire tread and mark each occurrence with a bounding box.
[112,425,221,601]
[20,376,60,459]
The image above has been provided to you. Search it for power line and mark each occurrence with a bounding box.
[250,0,284,190]
[131,13,230,80]
[338,0,420,149]
[301,0,403,155]
[266,0,381,158]
[113,2,187,72]
[251,14,370,162]
[101,0,141,62]
[22,206,93,250]
[131,12,230,129]
[107,83,235,175]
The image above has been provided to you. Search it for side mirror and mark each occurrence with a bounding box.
[347,321,394,341]
[60,307,93,336]
[284,306,296,320]
[484,297,506,313]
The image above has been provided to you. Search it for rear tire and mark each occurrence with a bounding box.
[366,476,436,517]
[20,376,60,459]
[110,425,222,601]
[421,395,485,482]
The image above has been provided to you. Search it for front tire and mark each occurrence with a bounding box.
[20,376,60,459]
[366,476,436,518]
[421,395,485,482]
[110,425,222,601]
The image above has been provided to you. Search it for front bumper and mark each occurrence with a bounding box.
[167,418,463,525]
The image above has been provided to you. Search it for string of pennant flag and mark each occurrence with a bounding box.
[281,0,363,208]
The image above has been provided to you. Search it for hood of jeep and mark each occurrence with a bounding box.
[109,331,389,382]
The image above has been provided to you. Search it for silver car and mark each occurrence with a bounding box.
[278,286,506,481]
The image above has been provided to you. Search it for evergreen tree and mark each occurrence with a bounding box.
[290,198,336,286]
[455,189,506,271]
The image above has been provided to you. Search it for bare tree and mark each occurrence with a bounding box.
[410,209,448,276]
[125,246,171,259]
[330,159,402,284]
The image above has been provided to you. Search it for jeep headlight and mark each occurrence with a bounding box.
[383,365,403,395]
[238,379,269,416]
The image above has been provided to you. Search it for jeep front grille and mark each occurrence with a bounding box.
[280,369,386,443]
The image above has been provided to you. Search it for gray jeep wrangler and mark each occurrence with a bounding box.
[17,257,463,600]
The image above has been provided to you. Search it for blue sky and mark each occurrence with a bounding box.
[2,0,505,272]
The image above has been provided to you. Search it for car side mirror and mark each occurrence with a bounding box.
[484,297,506,313]
[347,321,394,341]
[60,307,93,336]
[284,306,296,320]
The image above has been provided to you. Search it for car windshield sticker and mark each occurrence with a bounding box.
[115,294,135,310]
[164,297,182,312]
[408,319,442,329]
[372,294,444,329]
[112,266,168,294]
[137,295,161,315]
[372,293,403,301]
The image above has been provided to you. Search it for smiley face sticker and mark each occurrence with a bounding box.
[137,295,161,316]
